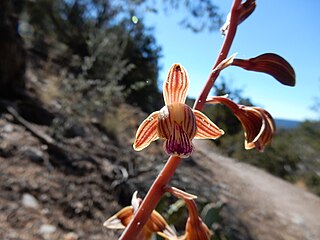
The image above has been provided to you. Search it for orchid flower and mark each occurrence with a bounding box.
[104,192,177,240]
[133,64,224,158]
[206,95,276,152]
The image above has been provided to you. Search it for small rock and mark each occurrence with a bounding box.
[22,193,40,209]
[6,231,19,239]
[63,232,79,240]
[39,224,56,235]
[292,213,304,225]
[64,120,86,138]
[24,147,44,163]
[3,124,14,132]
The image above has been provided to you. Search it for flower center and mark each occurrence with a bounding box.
[157,103,197,157]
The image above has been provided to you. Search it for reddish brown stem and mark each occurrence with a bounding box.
[194,0,241,111]
[119,1,242,239]
[119,156,182,240]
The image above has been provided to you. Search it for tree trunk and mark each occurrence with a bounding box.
[0,0,26,98]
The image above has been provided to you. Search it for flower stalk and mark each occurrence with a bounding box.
[119,1,243,239]
[194,0,242,111]
[119,155,181,239]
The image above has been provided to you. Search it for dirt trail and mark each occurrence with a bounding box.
[194,140,320,240]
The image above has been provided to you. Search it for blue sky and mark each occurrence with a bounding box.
[143,0,320,121]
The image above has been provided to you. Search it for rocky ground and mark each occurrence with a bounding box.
[0,93,217,239]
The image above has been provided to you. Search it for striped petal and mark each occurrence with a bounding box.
[207,96,276,151]
[133,111,159,151]
[243,107,275,151]
[193,110,224,139]
[163,64,189,105]
[103,206,133,229]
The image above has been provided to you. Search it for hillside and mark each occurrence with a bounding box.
[274,119,301,129]
[1,66,320,239]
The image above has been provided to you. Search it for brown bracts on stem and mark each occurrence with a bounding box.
[231,53,296,86]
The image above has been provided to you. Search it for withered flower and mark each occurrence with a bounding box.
[104,192,177,240]
[133,64,224,158]
[207,96,275,151]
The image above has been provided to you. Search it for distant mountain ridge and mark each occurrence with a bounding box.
[275,118,301,129]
